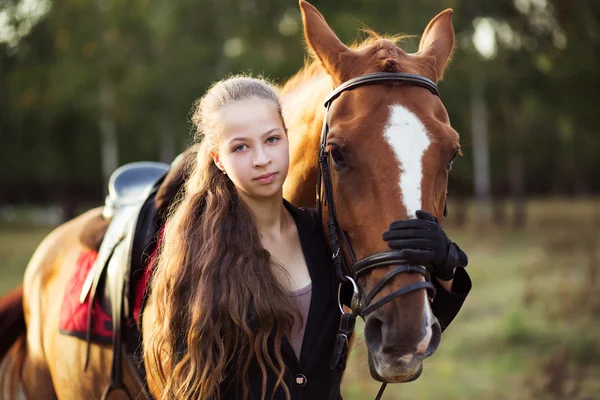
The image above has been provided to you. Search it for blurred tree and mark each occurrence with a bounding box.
[0,0,598,219]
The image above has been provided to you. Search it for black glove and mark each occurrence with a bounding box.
[382,210,468,281]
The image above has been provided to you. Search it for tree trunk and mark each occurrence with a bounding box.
[158,116,176,163]
[508,150,526,229]
[99,80,118,195]
[471,77,491,228]
[213,0,231,75]
[60,185,77,222]
[96,0,118,196]
[507,104,526,229]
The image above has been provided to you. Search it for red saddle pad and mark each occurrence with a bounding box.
[59,232,160,343]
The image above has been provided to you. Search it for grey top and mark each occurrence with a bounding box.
[288,282,313,360]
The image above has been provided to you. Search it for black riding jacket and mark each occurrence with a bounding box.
[219,200,471,400]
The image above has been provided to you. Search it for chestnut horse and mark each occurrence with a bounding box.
[0,1,460,398]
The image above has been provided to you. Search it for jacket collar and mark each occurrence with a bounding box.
[282,200,334,370]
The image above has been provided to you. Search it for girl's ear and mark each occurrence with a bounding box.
[210,151,225,173]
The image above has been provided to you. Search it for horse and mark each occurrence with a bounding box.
[0,1,460,398]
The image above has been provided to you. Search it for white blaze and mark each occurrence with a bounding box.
[383,105,435,336]
[382,105,431,219]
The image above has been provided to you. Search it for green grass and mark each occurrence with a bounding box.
[342,198,600,399]
[1,198,599,399]
[0,225,56,295]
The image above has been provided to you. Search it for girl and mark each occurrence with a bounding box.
[143,75,471,400]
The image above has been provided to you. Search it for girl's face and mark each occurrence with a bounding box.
[211,97,289,201]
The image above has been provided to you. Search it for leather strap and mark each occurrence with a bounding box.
[324,72,440,106]
[362,281,436,317]
[329,314,356,399]
[375,383,388,400]
[102,234,133,400]
[363,265,432,306]
[353,251,429,277]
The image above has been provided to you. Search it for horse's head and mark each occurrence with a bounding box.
[300,1,460,382]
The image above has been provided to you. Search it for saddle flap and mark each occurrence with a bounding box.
[79,211,133,304]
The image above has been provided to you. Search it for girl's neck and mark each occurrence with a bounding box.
[238,189,291,239]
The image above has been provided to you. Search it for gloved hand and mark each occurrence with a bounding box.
[382,210,468,281]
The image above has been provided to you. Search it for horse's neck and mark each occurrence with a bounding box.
[281,71,332,207]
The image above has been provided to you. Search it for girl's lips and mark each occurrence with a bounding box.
[254,172,277,184]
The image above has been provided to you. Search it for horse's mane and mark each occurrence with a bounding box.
[280,61,324,93]
[351,29,413,49]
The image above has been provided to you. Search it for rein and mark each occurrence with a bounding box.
[317,72,441,400]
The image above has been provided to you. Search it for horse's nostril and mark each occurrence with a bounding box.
[364,316,383,351]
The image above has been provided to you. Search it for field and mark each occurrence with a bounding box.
[1,199,599,399]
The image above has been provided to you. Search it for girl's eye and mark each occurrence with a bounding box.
[266,136,279,143]
[233,144,247,152]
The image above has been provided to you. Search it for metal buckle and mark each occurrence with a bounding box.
[332,248,340,260]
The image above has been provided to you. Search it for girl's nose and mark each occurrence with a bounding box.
[253,147,271,167]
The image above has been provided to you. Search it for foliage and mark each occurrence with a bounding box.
[1,0,599,204]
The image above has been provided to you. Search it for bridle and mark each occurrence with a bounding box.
[317,71,441,315]
[317,72,442,399]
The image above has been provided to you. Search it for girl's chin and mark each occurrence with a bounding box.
[238,185,284,200]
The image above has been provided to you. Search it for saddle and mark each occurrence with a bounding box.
[79,161,170,400]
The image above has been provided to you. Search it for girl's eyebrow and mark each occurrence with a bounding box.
[261,127,281,137]
[228,128,280,144]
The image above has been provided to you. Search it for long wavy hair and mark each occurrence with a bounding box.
[144,76,297,400]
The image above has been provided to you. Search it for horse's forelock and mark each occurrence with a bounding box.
[295,34,441,89]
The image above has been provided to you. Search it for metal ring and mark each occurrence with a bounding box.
[337,283,347,315]
[345,276,359,295]
[337,276,360,315]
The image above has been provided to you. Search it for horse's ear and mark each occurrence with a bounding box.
[418,9,455,82]
[299,0,353,85]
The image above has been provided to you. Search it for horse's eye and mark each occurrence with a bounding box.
[329,146,347,168]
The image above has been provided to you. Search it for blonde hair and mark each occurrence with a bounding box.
[191,75,284,150]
